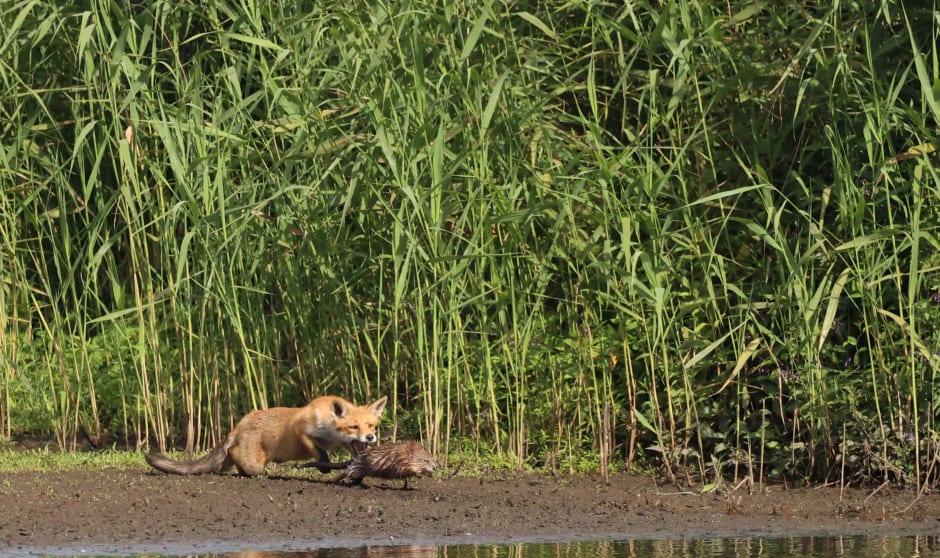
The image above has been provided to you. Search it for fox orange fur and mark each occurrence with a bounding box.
[145,395,387,476]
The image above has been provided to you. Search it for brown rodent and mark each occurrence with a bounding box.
[333,440,437,489]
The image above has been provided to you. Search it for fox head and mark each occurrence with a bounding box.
[333,395,387,453]
[308,395,388,455]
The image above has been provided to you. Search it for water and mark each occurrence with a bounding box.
[10,535,940,557]
[150,536,940,558]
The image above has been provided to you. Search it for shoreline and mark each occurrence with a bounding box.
[2,468,937,556]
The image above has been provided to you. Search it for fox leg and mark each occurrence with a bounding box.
[298,443,336,473]
[314,445,333,473]
[233,455,267,476]
[292,437,340,473]
[228,440,268,476]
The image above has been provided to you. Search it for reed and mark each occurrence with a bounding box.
[1,0,938,486]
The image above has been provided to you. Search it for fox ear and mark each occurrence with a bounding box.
[331,399,348,418]
[369,395,388,416]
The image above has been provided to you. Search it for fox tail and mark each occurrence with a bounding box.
[145,439,232,475]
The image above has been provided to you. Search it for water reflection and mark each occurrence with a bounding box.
[204,536,940,558]
[223,548,436,558]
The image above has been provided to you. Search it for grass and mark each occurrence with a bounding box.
[0,447,147,473]
[0,444,606,477]
[2,1,939,488]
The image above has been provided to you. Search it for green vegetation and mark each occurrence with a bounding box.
[0,445,564,476]
[2,0,938,488]
[0,447,146,473]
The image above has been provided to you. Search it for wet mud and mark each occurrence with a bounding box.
[0,468,937,556]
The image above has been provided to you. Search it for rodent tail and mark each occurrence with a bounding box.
[296,459,351,472]
[145,439,231,475]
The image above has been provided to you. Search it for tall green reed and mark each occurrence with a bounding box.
[1,0,938,485]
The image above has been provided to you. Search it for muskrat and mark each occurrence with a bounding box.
[332,440,437,489]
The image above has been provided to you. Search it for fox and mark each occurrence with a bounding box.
[145,395,387,476]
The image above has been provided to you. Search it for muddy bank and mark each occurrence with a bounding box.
[0,467,937,556]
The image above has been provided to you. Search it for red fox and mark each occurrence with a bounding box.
[145,395,387,476]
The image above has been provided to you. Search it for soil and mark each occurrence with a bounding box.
[1,464,938,557]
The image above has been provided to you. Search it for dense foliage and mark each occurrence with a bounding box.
[2,0,939,487]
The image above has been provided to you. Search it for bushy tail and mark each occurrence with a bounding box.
[145,439,231,475]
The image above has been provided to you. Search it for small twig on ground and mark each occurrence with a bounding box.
[863,480,889,504]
